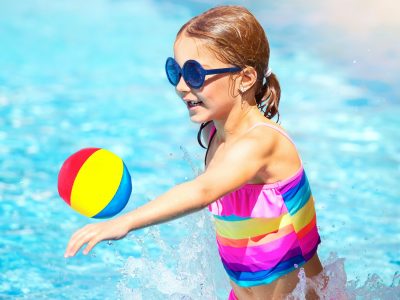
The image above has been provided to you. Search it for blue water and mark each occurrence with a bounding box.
[1,0,399,299]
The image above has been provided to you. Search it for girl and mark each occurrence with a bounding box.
[65,6,324,299]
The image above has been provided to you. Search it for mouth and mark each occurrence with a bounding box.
[186,100,204,109]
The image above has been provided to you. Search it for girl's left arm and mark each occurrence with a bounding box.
[64,130,274,257]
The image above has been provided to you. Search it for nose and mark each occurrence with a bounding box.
[175,75,191,94]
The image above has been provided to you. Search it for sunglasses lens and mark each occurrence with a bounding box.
[183,60,204,89]
[166,58,181,86]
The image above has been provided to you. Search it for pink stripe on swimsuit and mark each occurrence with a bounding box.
[205,123,321,290]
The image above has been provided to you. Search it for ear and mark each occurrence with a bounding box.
[239,66,258,93]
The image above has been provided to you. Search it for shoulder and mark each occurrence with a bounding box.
[239,123,282,154]
[244,122,294,147]
[242,123,302,178]
[233,121,298,166]
[219,127,277,167]
[198,128,275,196]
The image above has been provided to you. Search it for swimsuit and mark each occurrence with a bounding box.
[205,123,321,296]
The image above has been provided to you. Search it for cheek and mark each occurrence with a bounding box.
[202,77,233,100]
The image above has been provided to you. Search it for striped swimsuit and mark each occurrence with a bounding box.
[206,123,321,296]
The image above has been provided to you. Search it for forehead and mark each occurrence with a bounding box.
[173,34,221,67]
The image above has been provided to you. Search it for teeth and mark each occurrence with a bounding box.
[189,100,202,105]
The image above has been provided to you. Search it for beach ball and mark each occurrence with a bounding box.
[57,148,132,219]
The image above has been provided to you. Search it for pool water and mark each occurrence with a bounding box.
[1,0,399,299]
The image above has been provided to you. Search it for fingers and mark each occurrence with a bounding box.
[63,219,125,258]
[82,238,100,255]
[64,226,87,257]
[64,224,98,258]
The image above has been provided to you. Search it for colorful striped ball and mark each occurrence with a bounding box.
[58,148,132,218]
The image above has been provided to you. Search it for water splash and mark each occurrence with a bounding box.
[117,232,400,300]
[346,271,400,299]
[287,253,347,300]
[117,209,229,299]
[179,145,202,176]
[288,253,400,300]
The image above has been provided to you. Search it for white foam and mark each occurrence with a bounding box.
[288,253,400,300]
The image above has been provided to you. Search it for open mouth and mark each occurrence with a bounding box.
[187,100,203,108]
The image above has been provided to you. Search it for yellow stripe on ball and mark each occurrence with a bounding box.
[70,149,123,217]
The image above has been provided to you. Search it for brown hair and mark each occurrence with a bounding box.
[177,5,281,121]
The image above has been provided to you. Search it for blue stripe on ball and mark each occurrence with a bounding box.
[93,163,132,219]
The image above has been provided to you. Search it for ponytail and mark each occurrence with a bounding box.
[255,72,281,122]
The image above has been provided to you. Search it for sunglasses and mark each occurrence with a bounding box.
[165,57,241,89]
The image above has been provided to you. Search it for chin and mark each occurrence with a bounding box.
[186,111,203,123]
[189,116,205,124]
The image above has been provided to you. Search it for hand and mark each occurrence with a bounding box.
[64,217,129,258]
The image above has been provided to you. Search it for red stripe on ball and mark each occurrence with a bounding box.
[58,148,100,205]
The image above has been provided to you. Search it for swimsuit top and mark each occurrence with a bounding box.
[205,122,321,287]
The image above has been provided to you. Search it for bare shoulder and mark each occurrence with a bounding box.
[241,122,302,183]
[240,122,283,153]
[198,129,276,199]
[198,122,298,195]
[244,121,294,149]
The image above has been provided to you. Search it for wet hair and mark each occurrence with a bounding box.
[177,6,281,148]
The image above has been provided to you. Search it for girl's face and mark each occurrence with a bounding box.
[173,35,239,123]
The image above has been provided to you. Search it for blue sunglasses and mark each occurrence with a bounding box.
[165,57,241,89]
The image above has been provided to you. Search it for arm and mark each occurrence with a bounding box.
[64,129,275,257]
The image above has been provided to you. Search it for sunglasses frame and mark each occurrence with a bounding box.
[165,57,241,89]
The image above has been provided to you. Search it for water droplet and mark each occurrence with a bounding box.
[107,240,113,245]
[353,60,357,64]
[294,264,298,268]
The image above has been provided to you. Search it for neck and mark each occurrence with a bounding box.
[213,103,264,142]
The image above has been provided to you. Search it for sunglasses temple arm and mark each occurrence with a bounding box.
[204,67,241,75]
